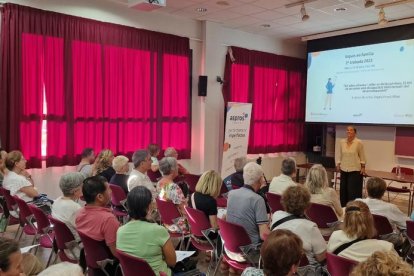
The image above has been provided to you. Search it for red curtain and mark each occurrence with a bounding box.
[0,4,191,168]
[222,46,306,154]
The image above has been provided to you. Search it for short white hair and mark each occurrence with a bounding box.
[38,262,83,276]
[234,157,247,172]
[112,155,129,172]
[164,147,177,157]
[243,162,263,185]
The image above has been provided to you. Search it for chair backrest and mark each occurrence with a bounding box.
[305,202,338,229]
[372,214,394,236]
[28,204,51,235]
[265,192,283,213]
[116,249,156,276]
[147,170,162,183]
[326,252,358,276]
[0,187,17,212]
[48,216,77,251]
[392,167,414,175]
[217,218,251,253]
[12,195,33,223]
[182,174,201,194]
[155,198,181,225]
[78,231,114,269]
[185,206,211,238]
[109,184,127,207]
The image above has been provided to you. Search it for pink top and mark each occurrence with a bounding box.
[75,205,119,246]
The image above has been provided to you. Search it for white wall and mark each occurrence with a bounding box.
[5,0,306,197]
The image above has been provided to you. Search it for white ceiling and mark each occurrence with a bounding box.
[115,0,414,40]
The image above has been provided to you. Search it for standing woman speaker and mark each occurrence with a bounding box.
[336,126,367,206]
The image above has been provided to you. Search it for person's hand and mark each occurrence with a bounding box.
[360,167,366,175]
[20,169,31,178]
[336,165,340,172]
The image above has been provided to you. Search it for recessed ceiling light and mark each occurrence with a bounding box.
[196,7,208,12]
[261,24,271,28]
[217,1,230,6]
[334,7,347,12]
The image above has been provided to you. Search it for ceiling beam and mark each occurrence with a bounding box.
[375,0,414,9]
[285,0,318,9]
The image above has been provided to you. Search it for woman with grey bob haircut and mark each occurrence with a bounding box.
[305,164,343,218]
[52,172,85,243]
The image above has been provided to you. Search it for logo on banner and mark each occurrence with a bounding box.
[229,112,249,122]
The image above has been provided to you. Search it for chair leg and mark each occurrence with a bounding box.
[212,255,223,276]
[46,250,54,267]
[18,228,24,241]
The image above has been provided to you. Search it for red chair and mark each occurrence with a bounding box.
[12,196,37,243]
[217,218,252,273]
[109,184,128,223]
[265,192,283,213]
[387,167,414,215]
[182,174,201,194]
[185,207,218,274]
[326,252,358,276]
[155,198,189,250]
[28,204,55,266]
[147,170,162,183]
[305,202,340,241]
[78,231,117,276]
[48,216,79,264]
[116,249,167,276]
[372,214,394,238]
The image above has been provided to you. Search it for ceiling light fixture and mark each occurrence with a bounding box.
[378,7,388,25]
[364,0,375,8]
[301,4,310,21]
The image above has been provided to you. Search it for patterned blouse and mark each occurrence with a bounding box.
[241,267,264,276]
[158,181,185,205]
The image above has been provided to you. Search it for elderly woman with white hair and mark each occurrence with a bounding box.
[109,155,130,194]
[305,164,343,218]
[52,172,84,241]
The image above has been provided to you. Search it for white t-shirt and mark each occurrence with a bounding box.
[78,164,92,178]
[3,171,34,202]
[271,210,326,264]
[357,198,409,229]
[127,170,156,199]
[268,174,297,195]
[327,230,394,262]
[52,197,82,241]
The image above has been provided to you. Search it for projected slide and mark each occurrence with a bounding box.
[306,39,414,125]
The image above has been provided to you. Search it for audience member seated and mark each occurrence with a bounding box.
[190,170,222,229]
[271,185,326,265]
[117,186,176,276]
[269,157,297,195]
[75,176,120,257]
[127,150,156,198]
[148,143,160,172]
[164,147,189,175]
[37,262,83,276]
[0,148,7,186]
[3,150,39,202]
[305,164,343,219]
[357,177,409,230]
[227,162,270,247]
[109,155,130,195]
[242,229,303,276]
[351,250,413,276]
[0,237,44,276]
[92,149,115,182]
[77,147,95,178]
[223,157,247,190]
[327,200,394,263]
[52,172,84,242]
[158,157,187,215]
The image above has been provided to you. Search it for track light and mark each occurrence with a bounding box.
[301,4,309,21]
[378,7,388,25]
[364,0,375,8]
